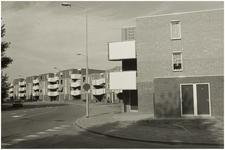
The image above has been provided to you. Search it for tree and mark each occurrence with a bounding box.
[1,23,13,101]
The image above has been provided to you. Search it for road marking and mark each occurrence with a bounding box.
[26,135,40,138]
[2,106,58,123]
[2,143,11,146]
[12,139,26,142]
[53,127,64,130]
[11,114,26,118]
[36,132,47,134]
[61,125,70,127]
[46,129,57,132]
[11,112,16,115]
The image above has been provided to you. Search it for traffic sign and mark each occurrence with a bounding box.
[83,83,90,91]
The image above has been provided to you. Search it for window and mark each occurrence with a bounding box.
[171,20,181,40]
[172,52,182,71]
[60,72,63,77]
[61,80,63,84]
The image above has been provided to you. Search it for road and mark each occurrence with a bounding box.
[1,101,219,148]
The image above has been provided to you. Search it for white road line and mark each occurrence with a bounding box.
[11,113,26,118]
[2,143,11,146]
[46,129,57,132]
[36,132,48,134]
[2,106,58,123]
[53,127,64,130]
[26,135,40,138]
[12,139,26,142]
[61,125,70,127]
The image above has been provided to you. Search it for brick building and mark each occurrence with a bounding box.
[108,9,224,117]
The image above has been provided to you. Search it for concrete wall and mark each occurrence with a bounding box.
[154,75,224,118]
[136,9,224,113]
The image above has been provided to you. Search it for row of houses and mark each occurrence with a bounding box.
[9,67,123,103]
[9,9,223,118]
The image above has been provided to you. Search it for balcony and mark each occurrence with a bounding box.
[114,90,123,94]
[19,87,26,92]
[48,84,59,89]
[9,93,14,97]
[48,92,59,96]
[92,89,105,95]
[33,92,39,97]
[108,41,136,61]
[48,77,59,82]
[9,88,13,93]
[92,78,105,86]
[33,78,39,84]
[10,83,13,87]
[71,81,81,88]
[19,81,26,86]
[109,71,136,90]
[18,93,25,97]
[71,74,82,79]
[71,90,81,96]
[33,85,39,90]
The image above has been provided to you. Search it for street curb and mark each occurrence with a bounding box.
[74,117,224,147]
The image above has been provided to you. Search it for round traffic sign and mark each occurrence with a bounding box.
[83,83,90,91]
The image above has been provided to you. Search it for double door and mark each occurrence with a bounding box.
[181,84,211,116]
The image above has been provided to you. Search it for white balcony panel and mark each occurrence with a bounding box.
[33,79,39,84]
[71,81,81,87]
[92,89,105,95]
[18,93,25,97]
[9,88,13,92]
[33,86,39,90]
[19,81,26,86]
[108,41,136,60]
[71,74,82,79]
[48,77,59,82]
[48,92,59,96]
[33,92,39,96]
[115,90,123,94]
[19,87,26,91]
[48,84,59,89]
[9,93,14,97]
[109,71,136,90]
[71,90,81,96]
[92,78,105,85]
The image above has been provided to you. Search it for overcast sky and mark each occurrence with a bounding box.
[1,1,223,82]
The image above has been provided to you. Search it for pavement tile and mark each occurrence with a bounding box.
[75,102,224,146]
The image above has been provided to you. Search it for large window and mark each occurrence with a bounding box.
[172,51,182,71]
[171,20,181,40]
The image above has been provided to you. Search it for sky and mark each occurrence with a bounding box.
[1,1,224,82]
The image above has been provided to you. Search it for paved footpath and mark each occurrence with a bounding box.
[75,102,224,147]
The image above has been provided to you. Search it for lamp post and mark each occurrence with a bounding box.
[62,2,89,118]
[54,67,60,71]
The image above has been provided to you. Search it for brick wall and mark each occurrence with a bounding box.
[136,9,224,113]
[154,75,224,118]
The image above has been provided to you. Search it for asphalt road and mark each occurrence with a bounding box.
[1,102,219,148]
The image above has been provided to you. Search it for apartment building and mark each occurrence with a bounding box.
[10,67,122,103]
[8,83,14,99]
[108,9,224,118]
[25,76,38,100]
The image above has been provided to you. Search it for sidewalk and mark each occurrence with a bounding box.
[75,102,224,147]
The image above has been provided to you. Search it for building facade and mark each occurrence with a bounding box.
[108,9,224,117]
[10,67,123,103]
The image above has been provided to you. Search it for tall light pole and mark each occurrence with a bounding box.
[62,2,89,118]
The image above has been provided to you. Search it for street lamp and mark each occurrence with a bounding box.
[62,2,89,118]
[54,67,60,71]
